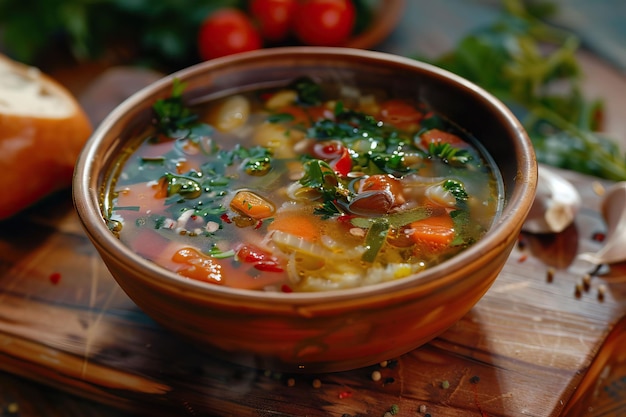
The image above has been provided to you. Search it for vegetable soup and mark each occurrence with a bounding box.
[105,77,503,292]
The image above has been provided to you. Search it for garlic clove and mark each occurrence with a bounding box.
[522,165,582,234]
[578,181,626,265]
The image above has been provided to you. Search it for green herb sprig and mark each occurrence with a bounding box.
[424,0,626,181]
[427,142,472,165]
[299,159,351,217]
[152,79,198,135]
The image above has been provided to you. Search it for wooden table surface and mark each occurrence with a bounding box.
[2,14,626,417]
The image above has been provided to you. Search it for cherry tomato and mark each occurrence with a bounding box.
[198,8,262,60]
[293,0,356,46]
[249,0,297,42]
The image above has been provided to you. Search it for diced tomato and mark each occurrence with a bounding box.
[236,244,285,273]
[254,261,284,272]
[378,99,423,131]
[236,244,270,263]
[312,140,352,176]
[330,148,352,176]
[419,128,468,149]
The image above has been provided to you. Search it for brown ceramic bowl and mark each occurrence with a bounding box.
[73,47,537,373]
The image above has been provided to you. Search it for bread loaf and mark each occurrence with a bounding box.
[0,54,93,219]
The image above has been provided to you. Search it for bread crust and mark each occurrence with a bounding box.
[0,54,93,219]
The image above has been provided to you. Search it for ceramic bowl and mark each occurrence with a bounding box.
[73,47,537,373]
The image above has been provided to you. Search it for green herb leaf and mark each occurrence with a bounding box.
[424,0,626,180]
[161,172,202,199]
[427,142,472,165]
[350,206,430,229]
[267,113,296,124]
[300,159,349,199]
[289,76,323,105]
[443,179,468,202]
[362,218,390,263]
[152,79,199,134]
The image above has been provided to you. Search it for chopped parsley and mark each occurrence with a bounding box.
[152,79,199,135]
[427,142,472,165]
[289,76,323,105]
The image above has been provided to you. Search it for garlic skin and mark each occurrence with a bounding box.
[522,165,581,234]
[578,182,626,265]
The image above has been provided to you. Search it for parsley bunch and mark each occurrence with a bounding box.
[424,0,626,181]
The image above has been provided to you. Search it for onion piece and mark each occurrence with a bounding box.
[271,230,332,259]
[425,183,456,208]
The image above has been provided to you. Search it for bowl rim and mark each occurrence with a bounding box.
[73,46,537,305]
[344,0,406,50]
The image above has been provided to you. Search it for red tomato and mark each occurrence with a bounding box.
[378,99,424,131]
[198,8,262,60]
[419,128,467,147]
[249,0,297,42]
[235,244,284,272]
[293,0,356,46]
[330,148,352,176]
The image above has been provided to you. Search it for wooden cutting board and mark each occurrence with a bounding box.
[0,161,625,417]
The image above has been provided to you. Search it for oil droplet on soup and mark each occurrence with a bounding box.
[106,77,503,292]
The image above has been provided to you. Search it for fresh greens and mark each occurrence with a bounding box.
[152,79,199,135]
[426,142,472,166]
[443,179,468,203]
[0,0,375,72]
[299,159,350,217]
[0,0,243,70]
[305,106,415,176]
[160,173,202,199]
[351,207,430,229]
[423,0,626,181]
[362,218,390,262]
[289,77,324,106]
[294,100,480,224]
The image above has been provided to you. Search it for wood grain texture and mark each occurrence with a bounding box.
[0,169,624,417]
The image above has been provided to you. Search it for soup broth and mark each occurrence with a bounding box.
[106,78,503,292]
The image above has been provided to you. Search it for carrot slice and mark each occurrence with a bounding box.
[268,212,322,242]
[230,190,275,219]
[408,212,456,253]
[172,247,223,284]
